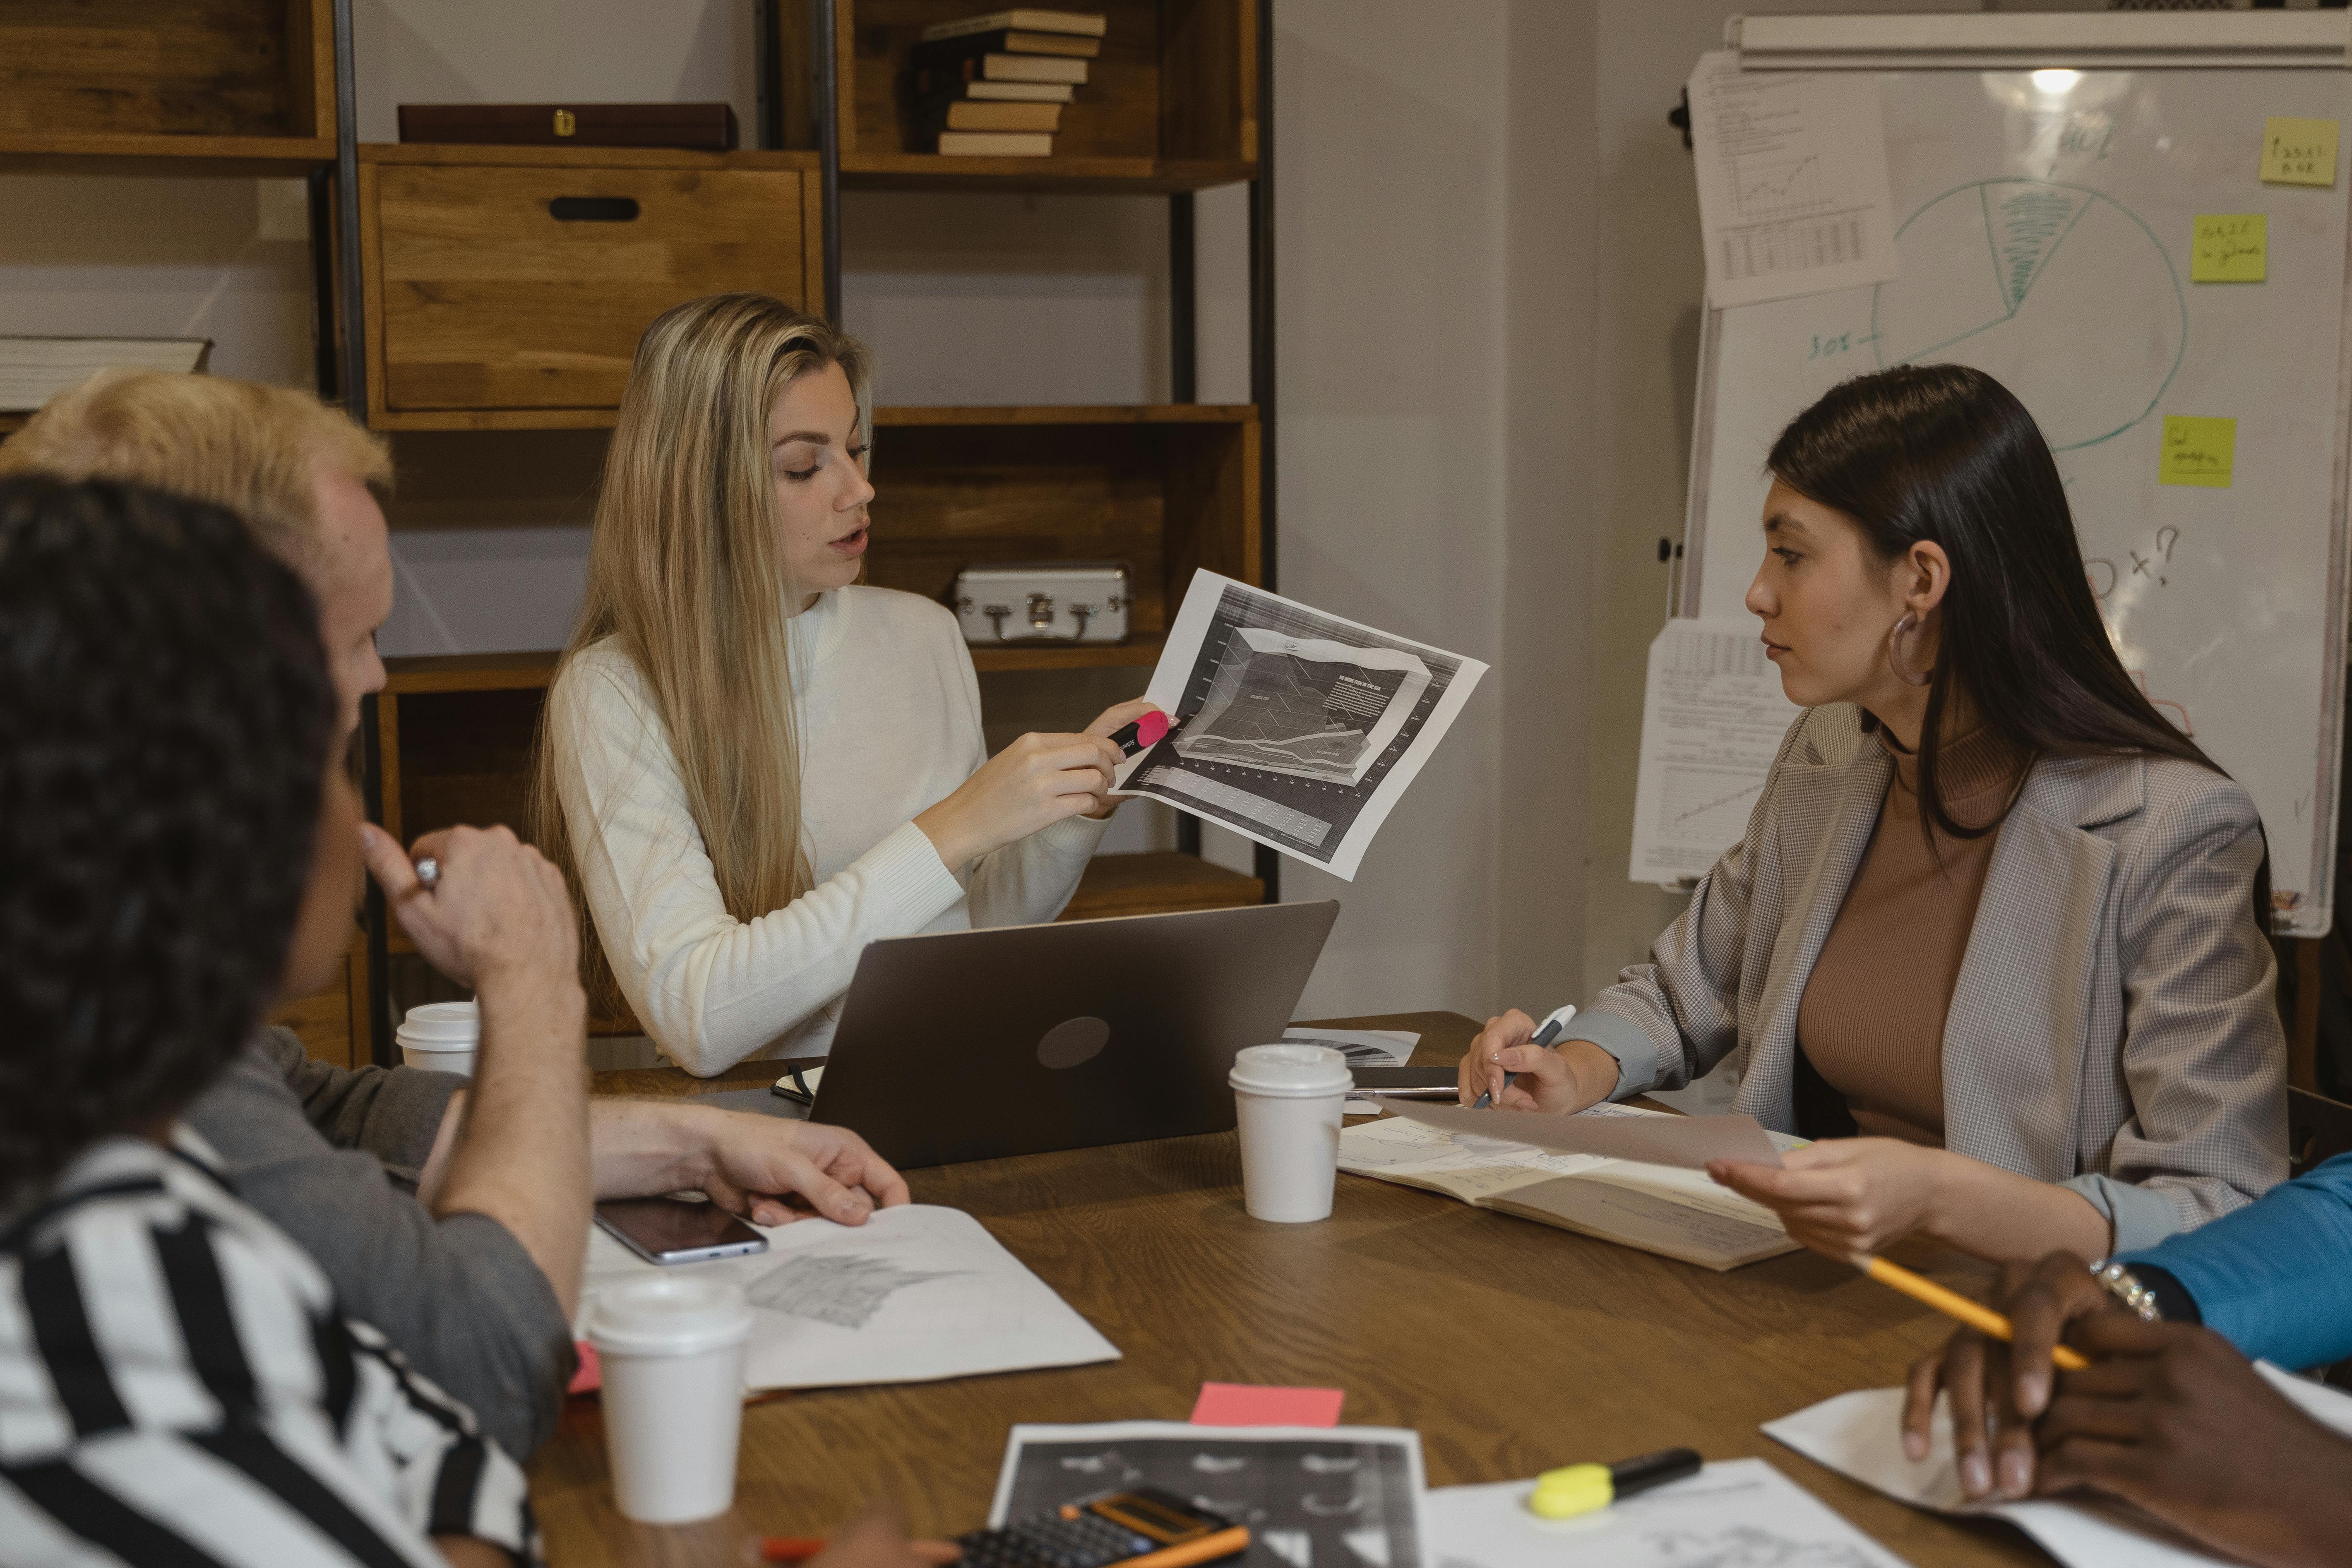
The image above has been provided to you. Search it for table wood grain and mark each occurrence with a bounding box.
[543,1012,2046,1568]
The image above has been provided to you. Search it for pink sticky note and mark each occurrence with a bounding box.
[1190,1382,1344,1427]
[569,1340,602,1395]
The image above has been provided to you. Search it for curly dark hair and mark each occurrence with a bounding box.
[0,475,332,1203]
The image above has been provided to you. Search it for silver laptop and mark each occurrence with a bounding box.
[809,900,1341,1169]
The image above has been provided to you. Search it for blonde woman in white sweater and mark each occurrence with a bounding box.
[536,294,1149,1074]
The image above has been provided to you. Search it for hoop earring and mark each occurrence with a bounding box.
[1887,612,1932,687]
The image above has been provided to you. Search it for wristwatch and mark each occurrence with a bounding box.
[2088,1258,2164,1322]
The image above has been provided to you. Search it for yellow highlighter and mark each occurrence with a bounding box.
[1528,1448,1703,1520]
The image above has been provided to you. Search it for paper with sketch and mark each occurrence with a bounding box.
[578,1203,1117,1391]
[1112,572,1486,880]
[1764,1366,2352,1568]
[1284,1026,1418,1112]
[1630,617,1800,886]
[1688,49,1898,308]
[988,1421,1427,1568]
[1426,1458,1910,1568]
[1338,1109,1803,1271]
[1392,1101,1783,1169]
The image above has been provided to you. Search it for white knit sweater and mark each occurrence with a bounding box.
[545,586,1107,1073]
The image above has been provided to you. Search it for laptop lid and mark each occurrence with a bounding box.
[810,900,1340,1169]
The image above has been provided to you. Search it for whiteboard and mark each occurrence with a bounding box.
[1684,66,2352,936]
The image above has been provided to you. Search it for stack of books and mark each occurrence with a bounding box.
[909,8,1106,157]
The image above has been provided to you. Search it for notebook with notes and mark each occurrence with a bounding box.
[1337,1105,1805,1270]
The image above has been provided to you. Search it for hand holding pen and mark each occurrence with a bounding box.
[1465,1004,1579,1108]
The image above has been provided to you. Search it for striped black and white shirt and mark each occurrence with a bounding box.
[0,1128,539,1566]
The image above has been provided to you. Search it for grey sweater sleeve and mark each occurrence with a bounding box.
[183,1034,574,1462]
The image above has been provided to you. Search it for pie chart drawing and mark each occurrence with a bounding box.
[1871,179,2186,451]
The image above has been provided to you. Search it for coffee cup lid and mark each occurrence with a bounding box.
[1228,1043,1352,1096]
[588,1275,753,1357]
[399,1000,479,1043]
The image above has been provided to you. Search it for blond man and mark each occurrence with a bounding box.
[0,372,910,1464]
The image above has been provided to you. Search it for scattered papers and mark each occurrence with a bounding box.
[1285,1026,1419,1113]
[1687,50,1898,308]
[1111,571,1486,881]
[2261,115,2338,187]
[1425,1458,1910,1568]
[1390,1101,1784,1170]
[2191,214,2266,283]
[1191,1383,1345,1428]
[988,1421,1427,1568]
[2159,415,2237,488]
[577,1203,1117,1391]
[1629,617,1800,885]
[1764,1366,2352,1568]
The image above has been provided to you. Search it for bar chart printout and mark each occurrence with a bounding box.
[1629,618,1802,884]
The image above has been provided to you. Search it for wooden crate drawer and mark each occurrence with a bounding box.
[367,161,811,413]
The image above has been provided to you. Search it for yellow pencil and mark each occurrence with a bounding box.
[1858,1255,2090,1371]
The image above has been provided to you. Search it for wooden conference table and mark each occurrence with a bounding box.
[536,1013,2047,1568]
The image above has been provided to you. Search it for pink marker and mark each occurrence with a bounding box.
[1111,708,1171,756]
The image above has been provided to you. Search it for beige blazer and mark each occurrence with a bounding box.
[1577,704,2287,1252]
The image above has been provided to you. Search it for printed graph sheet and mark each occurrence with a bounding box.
[1113,573,1487,880]
[1629,617,1801,886]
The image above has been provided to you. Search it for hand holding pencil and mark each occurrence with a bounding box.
[1891,1251,2135,1501]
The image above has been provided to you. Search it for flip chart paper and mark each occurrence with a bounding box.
[1191,1383,1345,1428]
[2191,214,2266,282]
[2160,415,2237,488]
[1391,1101,1784,1170]
[2262,116,2338,187]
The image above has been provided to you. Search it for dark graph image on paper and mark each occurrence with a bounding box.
[1177,647,1409,784]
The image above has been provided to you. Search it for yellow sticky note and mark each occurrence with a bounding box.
[2160,416,2236,489]
[2192,214,2267,282]
[2262,117,2338,187]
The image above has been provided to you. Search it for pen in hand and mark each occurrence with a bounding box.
[1476,1006,1576,1108]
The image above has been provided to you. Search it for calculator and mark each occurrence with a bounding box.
[954,1489,1249,1568]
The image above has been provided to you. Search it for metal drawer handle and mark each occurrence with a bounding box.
[548,197,640,222]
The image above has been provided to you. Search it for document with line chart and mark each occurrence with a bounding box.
[1112,572,1487,880]
[1628,617,1800,886]
[577,1203,1118,1391]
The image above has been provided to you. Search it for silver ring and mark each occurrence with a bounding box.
[414,856,440,889]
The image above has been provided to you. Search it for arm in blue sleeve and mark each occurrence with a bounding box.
[2119,1152,2352,1371]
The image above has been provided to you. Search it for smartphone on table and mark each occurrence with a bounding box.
[954,1489,1247,1568]
[593,1196,768,1266]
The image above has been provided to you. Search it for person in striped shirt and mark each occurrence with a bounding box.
[0,475,545,1566]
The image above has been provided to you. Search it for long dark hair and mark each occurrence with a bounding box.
[0,476,332,1204]
[1767,365,2268,917]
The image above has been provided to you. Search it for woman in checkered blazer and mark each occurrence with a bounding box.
[1461,364,2285,1265]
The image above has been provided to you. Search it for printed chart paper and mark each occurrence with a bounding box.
[1629,617,1800,885]
[1425,1458,1910,1568]
[1113,572,1486,880]
[988,1422,1427,1568]
[1764,1366,2352,1568]
[577,1203,1118,1391]
[1688,50,1898,307]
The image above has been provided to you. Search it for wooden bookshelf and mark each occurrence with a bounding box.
[352,144,824,432]
[786,0,1256,192]
[0,0,337,176]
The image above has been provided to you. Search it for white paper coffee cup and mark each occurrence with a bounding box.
[1229,1044,1353,1223]
[588,1275,754,1524]
[396,1000,478,1077]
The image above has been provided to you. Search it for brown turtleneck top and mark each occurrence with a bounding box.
[1795,723,2027,1146]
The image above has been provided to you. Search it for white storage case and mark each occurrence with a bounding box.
[953,562,1132,646]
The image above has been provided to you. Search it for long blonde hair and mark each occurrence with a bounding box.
[534,294,874,1010]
